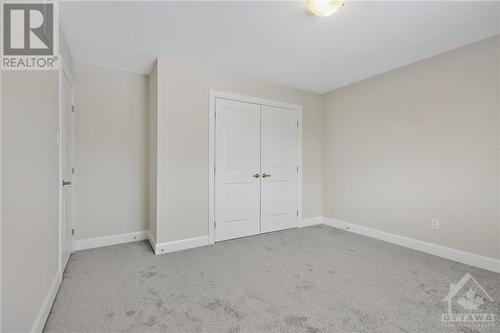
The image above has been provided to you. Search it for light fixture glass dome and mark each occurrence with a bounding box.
[307,0,345,17]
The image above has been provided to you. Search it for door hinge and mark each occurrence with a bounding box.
[297,121,299,127]
[72,105,75,113]
[72,167,75,174]
[214,111,216,119]
[72,228,75,236]
[296,165,299,172]
[214,165,216,174]
[214,220,216,229]
[297,210,299,216]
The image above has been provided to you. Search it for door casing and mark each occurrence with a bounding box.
[208,90,303,244]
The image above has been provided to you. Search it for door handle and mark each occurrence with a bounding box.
[253,173,260,178]
[262,173,271,178]
[62,180,72,186]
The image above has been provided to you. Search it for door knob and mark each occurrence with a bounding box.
[253,173,260,178]
[62,180,72,186]
[262,173,271,178]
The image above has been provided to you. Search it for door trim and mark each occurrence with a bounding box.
[208,90,303,244]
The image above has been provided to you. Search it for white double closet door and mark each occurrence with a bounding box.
[215,98,298,242]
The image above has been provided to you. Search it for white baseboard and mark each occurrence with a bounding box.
[155,236,209,255]
[298,216,323,227]
[74,231,148,251]
[147,231,157,254]
[321,217,500,274]
[30,270,61,333]
[72,220,500,273]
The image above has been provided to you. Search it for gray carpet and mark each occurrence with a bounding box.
[44,225,499,333]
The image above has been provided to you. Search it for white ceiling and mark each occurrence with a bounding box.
[60,1,500,93]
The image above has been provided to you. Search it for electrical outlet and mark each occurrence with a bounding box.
[431,218,440,230]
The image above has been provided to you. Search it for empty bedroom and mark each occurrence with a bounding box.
[1,1,499,332]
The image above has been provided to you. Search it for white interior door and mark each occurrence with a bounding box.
[61,74,74,270]
[260,105,298,233]
[215,98,261,241]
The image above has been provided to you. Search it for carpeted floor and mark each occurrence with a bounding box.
[44,225,499,333]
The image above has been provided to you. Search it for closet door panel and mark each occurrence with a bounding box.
[260,106,298,233]
[215,98,261,241]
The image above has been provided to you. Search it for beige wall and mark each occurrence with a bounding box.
[74,63,149,240]
[156,58,323,243]
[1,71,60,332]
[0,25,76,332]
[148,61,158,241]
[322,36,500,259]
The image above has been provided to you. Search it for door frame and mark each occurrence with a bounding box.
[58,66,75,273]
[208,90,303,244]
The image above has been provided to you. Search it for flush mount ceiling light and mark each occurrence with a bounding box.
[307,0,345,17]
